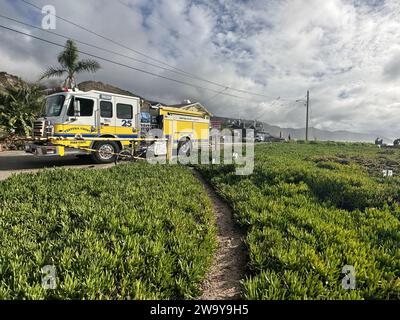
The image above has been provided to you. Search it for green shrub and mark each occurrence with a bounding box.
[0,84,44,136]
[0,163,216,299]
[197,142,400,300]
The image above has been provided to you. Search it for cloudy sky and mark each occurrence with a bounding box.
[0,0,400,138]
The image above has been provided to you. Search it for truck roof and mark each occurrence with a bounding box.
[160,106,210,118]
[46,88,141,101]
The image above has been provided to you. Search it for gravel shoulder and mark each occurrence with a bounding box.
[0,151,113,181]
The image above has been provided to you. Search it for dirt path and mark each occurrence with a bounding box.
[192,170,247,300]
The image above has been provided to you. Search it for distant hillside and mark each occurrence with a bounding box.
[0,72,25,94]
[266,124,389,144]
[213,116,390,144]
[78,81,142,98]
[77,81,156,109]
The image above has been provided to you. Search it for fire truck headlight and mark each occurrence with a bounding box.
[45,125,54,135]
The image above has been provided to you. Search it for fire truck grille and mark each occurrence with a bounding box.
[33,121,45,138]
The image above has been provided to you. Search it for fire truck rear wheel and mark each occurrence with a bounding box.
[91,141,120,164]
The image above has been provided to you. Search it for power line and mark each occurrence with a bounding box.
[19,0,185,73]
[19,0,294,100]
[253,97,300,124]
[0,24,250,100]
[0,14,220,82]
[1,14,287,103]
[202,87,230,104]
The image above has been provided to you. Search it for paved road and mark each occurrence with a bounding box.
[0,151,114,181]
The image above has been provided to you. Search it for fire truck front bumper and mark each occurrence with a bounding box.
[25,143,86,157]
[25,143,63,156]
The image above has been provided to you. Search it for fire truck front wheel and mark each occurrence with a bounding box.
[91,141,120,164]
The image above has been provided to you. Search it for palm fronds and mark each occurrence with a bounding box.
[39,66,66,81]
[75,59,101,73]
[40,40,101,88]
[57,39,79,70]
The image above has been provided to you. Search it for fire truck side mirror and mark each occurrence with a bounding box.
[74,100,81,117]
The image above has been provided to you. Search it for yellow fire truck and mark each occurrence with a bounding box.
[25,88,211,163]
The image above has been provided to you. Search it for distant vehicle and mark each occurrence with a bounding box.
[375,137,384,146]
[256,133,285,143]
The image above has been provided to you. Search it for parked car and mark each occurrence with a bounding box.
[255,133,285,143]
[264,134,285,143]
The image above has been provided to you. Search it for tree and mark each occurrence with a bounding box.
[40,40,100,88]
[0,84,45,137]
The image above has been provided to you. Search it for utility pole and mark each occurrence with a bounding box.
[296,91,310,141]
[306,90,310,142]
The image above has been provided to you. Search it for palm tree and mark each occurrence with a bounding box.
[40,40,100,88]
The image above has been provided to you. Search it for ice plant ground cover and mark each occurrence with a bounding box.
[1,142,399,300]
[197,142,400,300]
[0,163,216,299]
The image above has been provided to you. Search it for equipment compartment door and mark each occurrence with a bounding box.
[99,100,116,135]
[114,97,139,138]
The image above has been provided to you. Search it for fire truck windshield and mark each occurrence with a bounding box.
[44,95,66,117]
